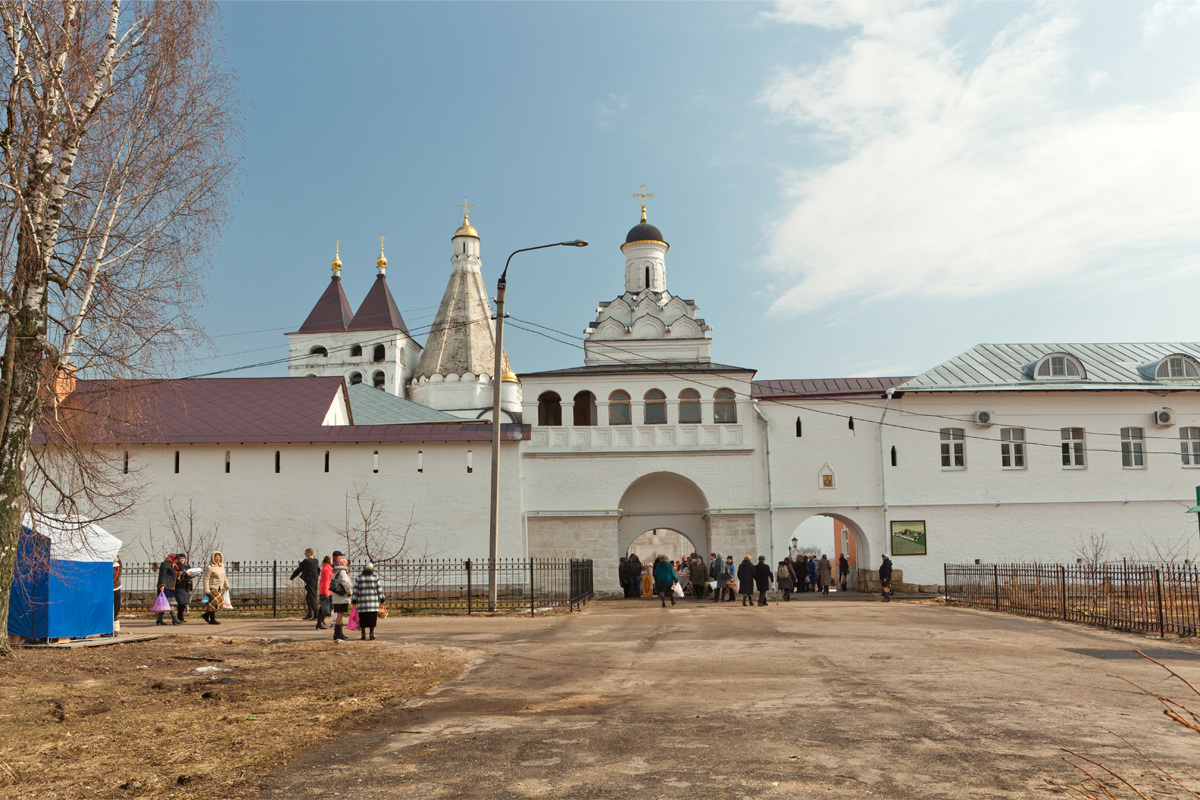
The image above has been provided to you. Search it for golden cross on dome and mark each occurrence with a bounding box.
[379,236,386,252]
[632,184,654,220]
[457,196,474,221]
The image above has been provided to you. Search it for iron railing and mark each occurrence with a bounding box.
[119,558,594,616]
[944,562,1200,638]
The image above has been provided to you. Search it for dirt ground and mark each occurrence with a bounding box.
[0,633,462,800]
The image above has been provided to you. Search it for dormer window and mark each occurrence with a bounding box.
[1035,354,1085,380]
[1156,355,1200,380]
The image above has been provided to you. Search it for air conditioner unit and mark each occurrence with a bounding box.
[973,410,996,427]
[1154,408,1175,428]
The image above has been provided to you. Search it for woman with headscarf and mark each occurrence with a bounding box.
[329,553,352,640]
[652,555,678,608]
[818,554,832,596]
[737,556,756,607]
[156,553,179,625]
[200,551,230,625]
[351,562,386,641]
[316,555,333,630]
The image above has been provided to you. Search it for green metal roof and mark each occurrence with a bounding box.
[345,383,462,425]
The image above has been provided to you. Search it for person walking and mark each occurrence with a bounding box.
[200,551,230,625]
[174,553,193,623]
[753,556,772,606]
[156,553,179,625]
[652,555,678,608]
[737,556,755,607]
[688,555,708,599]
[290,548,321,620]
[316,555,333,630]
[112,555,122,636]
[627,554,642,598]
[879,554,893,602]
[330,552,352,641]
[839,553,850,592]
[818,554,832,596]
[709,553,724,603]
[807,557,819,596]
[351,562,386,641]
[776,559,794,601]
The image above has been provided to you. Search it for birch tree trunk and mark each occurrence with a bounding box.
[0,0,239,655]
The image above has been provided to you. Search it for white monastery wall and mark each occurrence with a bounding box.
[107,441,524,564]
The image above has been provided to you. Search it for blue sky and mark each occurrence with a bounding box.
[195,1,1200,382]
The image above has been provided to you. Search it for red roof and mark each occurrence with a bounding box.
[39,378,527,445]
[347,275,409,334]
[751,377,912,399]
[295,276,354,334]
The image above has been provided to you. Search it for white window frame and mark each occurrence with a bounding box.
[940,428,966,470]
[1061,427,1086,469]
[1000,427,1025,469]
[1181,427,1200,467]
[1035,354,1085,380]
[1156,356,1200,380]
[1120,427,1145,469]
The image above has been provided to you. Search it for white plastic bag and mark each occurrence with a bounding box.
[222,588,233,610]
[672,582,684,598]
[706,580,717,591]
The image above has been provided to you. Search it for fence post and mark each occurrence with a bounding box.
[273,560,277,618]
[1156,568,1166,639]
[1058,564,1067,620]
[993,565,1000,611]
[530,558,535,618]
[466,559,472,616]
[943,564,948,603]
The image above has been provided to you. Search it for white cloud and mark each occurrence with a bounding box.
[759,3,1200,315]
[1141,0,1200,42]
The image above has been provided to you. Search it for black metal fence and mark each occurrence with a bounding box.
[119,558,594,616]
[944,562,1200,638]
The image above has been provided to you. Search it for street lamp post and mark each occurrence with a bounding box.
[488,239,588,611]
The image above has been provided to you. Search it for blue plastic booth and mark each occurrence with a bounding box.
[7,516,121,642]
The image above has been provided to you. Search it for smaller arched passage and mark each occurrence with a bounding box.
[626,528,701,564]
[786,513,872,592]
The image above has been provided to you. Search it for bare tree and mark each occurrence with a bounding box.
[1073,532,1112,569]
[0,0,241,655]
[134,495,221,566]
[330,483,420,565]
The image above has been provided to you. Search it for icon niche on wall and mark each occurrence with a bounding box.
[818,463,836,489]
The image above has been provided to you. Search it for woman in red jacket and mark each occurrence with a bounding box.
[316,555,333,630]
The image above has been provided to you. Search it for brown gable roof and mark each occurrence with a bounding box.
[40,377,525,445]
[752,377,913,399]
[295,276,354,334]
[347,275,410,334]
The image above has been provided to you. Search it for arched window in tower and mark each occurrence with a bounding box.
[537,392,562,426]
[349,372,363,385]
[679,389,701,424]
[373,344,386,363]
[714,389,737,424]
[350,345,362,357]
[309,346,328,357]
[644,389,666,424]
[372,371,386,389]
[644,266,650,290]
[608,391,631,425]
[573,391,597,426]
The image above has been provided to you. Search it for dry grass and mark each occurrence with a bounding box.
[0,634,462,799]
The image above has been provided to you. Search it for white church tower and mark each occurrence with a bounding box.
[583,197,713,365]
[286,242,422,395]
[408,207,522,420]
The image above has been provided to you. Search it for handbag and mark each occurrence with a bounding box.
[320,596,333,617]
[347,607,361,631]
[151,590,171,613]
[671,582,684,598]
[706,580,717,590]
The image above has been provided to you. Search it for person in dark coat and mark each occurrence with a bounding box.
[839,554,850,592]
[808,558,819,595]
[879,554,893,602]
[688,556,708,599]
[652,555,678,608]
[737,556,755,606]
[174,553,193,622]
[776,559,795,601]
[627,554,642,598]
[753,556,772,606]
[290,548,321,620]
[155,554,179,625]
[618,557,630,598]
[797,556,809,592]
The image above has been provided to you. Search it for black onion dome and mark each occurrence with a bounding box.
[625,220,665,245]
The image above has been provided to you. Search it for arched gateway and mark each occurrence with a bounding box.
[618,472,709,557]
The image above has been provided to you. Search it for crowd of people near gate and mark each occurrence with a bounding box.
[618,552,894,606]
[123,547,389,641]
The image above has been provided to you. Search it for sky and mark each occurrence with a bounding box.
[193,1,1200,383]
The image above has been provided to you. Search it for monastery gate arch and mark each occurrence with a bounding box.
[617,472,709,558]
[788,512,871,591]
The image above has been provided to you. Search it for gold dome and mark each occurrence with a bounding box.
[455,215,479,239]
[331,240,342,270]
[376,246,387,269]
[502,367,518,383]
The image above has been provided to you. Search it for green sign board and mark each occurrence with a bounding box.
[890,520,927,556]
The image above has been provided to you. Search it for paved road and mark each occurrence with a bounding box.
[130,598,1200,799]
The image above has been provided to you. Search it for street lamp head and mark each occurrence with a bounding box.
[562,239,588,247]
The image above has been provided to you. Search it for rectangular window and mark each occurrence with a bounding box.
[940,428,965,469]
[373,450,379,474]
[224,451,230,474]
[1061,428,1086,468]
[417,450,424,473]
[174,451,179,474]
[1120,427,1145,468]
[1181,428,1200,467]
[123,451,129,475]
[609,403,631,425]
[1000,428,1025,469]
[324,450,330,473]
[275,450,281,474]
[679,402,701,424]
